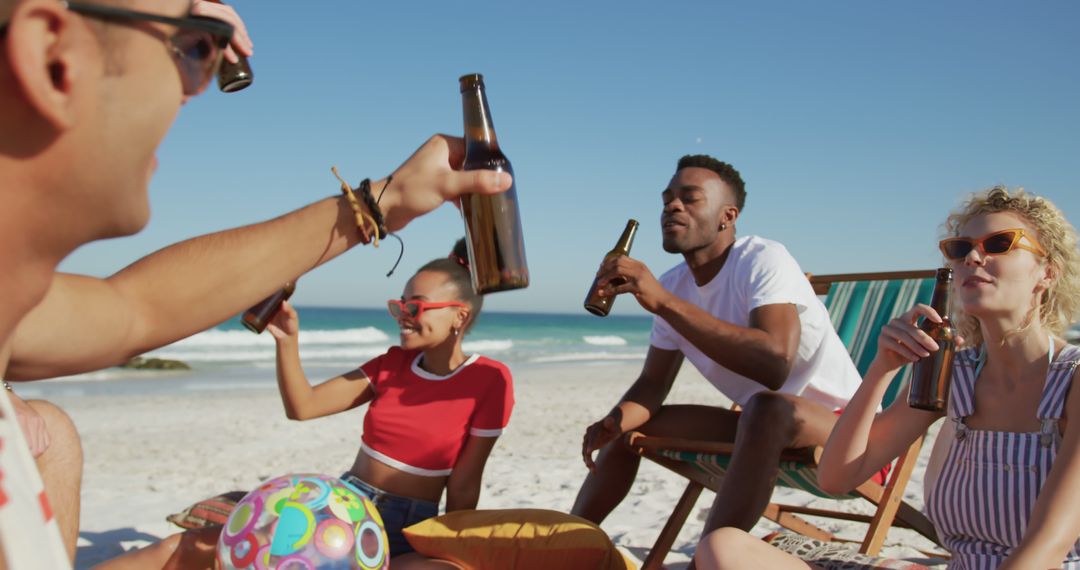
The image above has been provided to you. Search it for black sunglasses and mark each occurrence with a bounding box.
[64,1,234,96]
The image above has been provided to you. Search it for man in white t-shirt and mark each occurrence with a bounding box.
[571,155,863,548]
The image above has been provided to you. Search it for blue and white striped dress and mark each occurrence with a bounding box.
[926,342,1080,569]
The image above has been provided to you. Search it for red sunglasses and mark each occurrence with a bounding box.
[939,228,1047,261]
[387,300,466,320]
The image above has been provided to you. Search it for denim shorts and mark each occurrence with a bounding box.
[340,472,440,558]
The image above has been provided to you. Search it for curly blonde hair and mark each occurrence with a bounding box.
[943,186,1080,346]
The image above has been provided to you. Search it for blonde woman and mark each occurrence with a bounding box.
[696,186,1080,570]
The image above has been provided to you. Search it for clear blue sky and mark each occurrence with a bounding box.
[58,1,1080,317]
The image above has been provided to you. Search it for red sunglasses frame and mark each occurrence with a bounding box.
[387,299,466,320]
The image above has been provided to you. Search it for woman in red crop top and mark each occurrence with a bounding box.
[267,239,514,567]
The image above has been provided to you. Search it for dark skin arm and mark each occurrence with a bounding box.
[269,302,375,421]
[445,436,500,511]
[596,255,800,390]
[581,346,684,470]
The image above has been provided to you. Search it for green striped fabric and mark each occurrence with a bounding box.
[825,278,935,407]
[660,276,935,499]
[657,448,857,499]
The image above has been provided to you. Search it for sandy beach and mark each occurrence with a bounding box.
[20,362,944,569]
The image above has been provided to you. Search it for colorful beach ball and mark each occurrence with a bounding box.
[217,473,389,570]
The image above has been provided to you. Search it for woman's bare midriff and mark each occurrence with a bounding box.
[348,449,447,504]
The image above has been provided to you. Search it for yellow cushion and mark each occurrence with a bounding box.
[402,509,636,570]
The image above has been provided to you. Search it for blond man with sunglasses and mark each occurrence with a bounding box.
[696,187,1080,569]
[0,0,512,567]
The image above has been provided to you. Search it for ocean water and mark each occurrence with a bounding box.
[23,303,1079,393]
[155,307,1075,373]
[144,306,653,373]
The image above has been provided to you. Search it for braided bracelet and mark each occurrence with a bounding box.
[356,178,388,241]
[331,167,379,246]
[329,167,404,276]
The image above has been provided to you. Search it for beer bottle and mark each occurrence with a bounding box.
[210,1,254,93]
[584,220,640,317]
[241,282,296,334]
[218,54,254,93]
[459,73,529,294]
[908,268,956,412]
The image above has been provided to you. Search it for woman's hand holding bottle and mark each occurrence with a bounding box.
[266,301,300,342]
[873,304,965,371]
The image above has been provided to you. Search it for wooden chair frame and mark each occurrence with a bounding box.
[625,270,945,569]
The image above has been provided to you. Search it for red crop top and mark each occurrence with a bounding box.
[359,347,514,477]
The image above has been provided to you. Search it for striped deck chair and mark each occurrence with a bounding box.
[625,270,943,570]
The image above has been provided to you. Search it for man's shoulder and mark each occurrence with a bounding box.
[657,261,691,287]
[731,235,804,273]
[733,235,794,259]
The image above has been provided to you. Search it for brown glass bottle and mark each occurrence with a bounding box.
[459,73,529,294]
[908,268,956,411]
[211,1,253,93]
[218,53,254,93]
[584,220,640,317]
[241,282,296,334]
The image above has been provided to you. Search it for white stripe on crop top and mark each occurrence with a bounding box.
[361,352,504,476]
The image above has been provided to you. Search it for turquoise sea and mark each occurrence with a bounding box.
[147,306,653,372]
[150,306,1079,371]
[19,304,1079,398]
[17,307,651,399]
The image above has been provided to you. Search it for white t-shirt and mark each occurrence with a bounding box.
[650,235,861,410]
[0,388,71,569]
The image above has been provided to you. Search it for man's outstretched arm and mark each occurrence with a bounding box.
[7,135,510,379]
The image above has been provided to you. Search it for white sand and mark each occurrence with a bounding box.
[30,363,944,569]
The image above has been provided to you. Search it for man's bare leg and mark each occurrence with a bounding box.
[700,392,837,533]
[91,527,222,570]
[571,405,740,524]
[29,399,83,562]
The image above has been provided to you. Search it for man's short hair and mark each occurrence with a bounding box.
[1,0,17,25]
[1,0,130,49]
[676,154,746,212]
